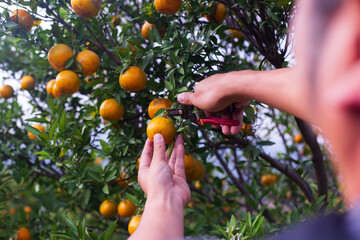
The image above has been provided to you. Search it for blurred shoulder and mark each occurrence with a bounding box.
[269,213,355,240]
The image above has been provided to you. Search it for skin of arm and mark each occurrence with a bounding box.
[129,134,190,240]
[178,67,314,131]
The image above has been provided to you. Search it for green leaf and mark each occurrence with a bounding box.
[25,125,42,139]
[165,80,173,91]
[34,151,50,156]
[49,232,73,239]
[88,170,102,182]
[153,108,167,118]
[246,212,252,227]
[59,174,76,183]
[102,184,109,194]
[65,57,74,69]
[258,141,275,146]
[142,51,154,69]
[290,207,300,224]
[59,110,67,131]
[229,215,237,228]
[244,106,255,123]
[99,220,118,240]
[25,118,49,123]
[65,216,78,236]
[100,140,111,152]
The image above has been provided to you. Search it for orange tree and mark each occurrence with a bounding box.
[0,0,343,239]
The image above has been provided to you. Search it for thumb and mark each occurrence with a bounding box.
[177,92,194,105]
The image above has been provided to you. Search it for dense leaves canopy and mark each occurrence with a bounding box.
[0,0,342,239]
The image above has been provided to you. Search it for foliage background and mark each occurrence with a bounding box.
[0,0,344,239]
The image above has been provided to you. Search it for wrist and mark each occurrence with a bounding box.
[146,192,185,216]
[225,70,255,102]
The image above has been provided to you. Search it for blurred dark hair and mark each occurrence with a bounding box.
[309,0,343,91]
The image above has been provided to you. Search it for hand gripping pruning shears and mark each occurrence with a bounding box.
[165,105,240,126]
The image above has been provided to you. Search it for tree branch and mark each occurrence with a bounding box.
[295,117,328,201]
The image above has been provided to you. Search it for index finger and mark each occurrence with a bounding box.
[139,138,153,169]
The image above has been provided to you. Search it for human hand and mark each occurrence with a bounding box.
[138,134,191,208]
[177,72,251,135]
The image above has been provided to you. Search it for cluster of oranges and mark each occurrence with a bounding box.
[99,199,141,235]
[7,0,250,237]
[45,43,99,98]
[0,75,36,100]
[2,206,32,240]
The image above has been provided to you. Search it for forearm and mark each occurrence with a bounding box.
[128,195,184,240]
[229,67,313,123]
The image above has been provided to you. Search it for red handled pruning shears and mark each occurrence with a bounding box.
[166,105,240,126]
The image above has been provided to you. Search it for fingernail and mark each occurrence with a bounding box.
[154,134,163,143]
[177,93,185,103]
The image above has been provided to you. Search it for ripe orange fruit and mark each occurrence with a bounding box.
[76,50,100,76]
[148,98,173,119]
[95,157,103,165]
[228,29,243,39]
[136,157,140,169]
[261,174,278,186]
[99,200,117,218]
[286,191,292,200]
[71,0,102,18]
[16,227,31,240]
[116,168,128,187]
[55,70,81,95]
[141,21,155,40]
[99,99,124,122]
[194,181,202,189]
[52,84,63,98]
[128,215,142,235]
[47,44,74,71]
[28,124,45,139]
[205,2,226,24]
[155,0,182,15]
[111,15,120,27]
[0,85,14,99]
[127,43,136,52]
[294,133,303,143]
[117,200,137,218]
[146,117,176,144]
[20,75,35,90]
[10,9,33,33]
[241,123,253,135]
[9,208,16,215]
[184,155,196,175]
[141,21,166,40]
[186,158,205,181]
[23,206,32,213]
[46,79,56,96]
[119,66,147,92]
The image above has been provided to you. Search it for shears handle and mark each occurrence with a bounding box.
[197,117,240,126]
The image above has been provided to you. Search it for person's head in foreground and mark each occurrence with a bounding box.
[129,0,360,239]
